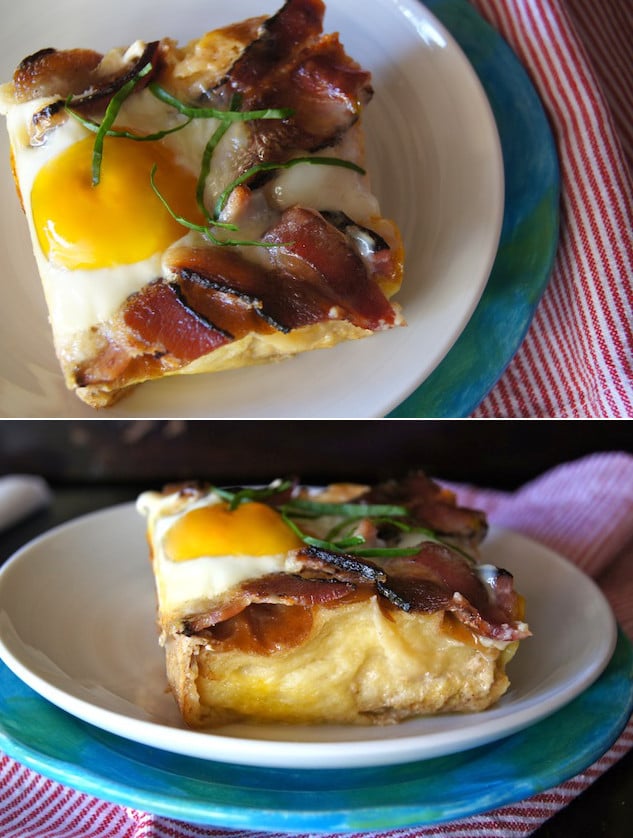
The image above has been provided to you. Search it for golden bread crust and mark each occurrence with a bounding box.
[162,600,518,728]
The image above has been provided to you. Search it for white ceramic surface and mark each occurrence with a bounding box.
[0,0,503,417]
[0,504,616,769]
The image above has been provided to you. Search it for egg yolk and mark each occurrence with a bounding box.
[164,502,304,561]
[31,135,202,270]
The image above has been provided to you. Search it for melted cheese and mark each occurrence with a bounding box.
[266,126,378,223]
[189,600,513,726]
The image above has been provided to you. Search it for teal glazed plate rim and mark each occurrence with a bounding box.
[0,635,630,832]
[390,0,560,416]
[0,0,558,419]
[0,499,630,832]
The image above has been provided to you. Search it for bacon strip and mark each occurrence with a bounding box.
[13,47,103,103]
[216,0,373,170]
[362,471,489,550]
[166,243,338,335]
[182,572,354,634]
[165,207,399,343]
[280,33,373,144]
[297,545,387,585]
[264,207,399,330]
[67,41,163,116]
[224,0,325,91]
[123,280,231,361]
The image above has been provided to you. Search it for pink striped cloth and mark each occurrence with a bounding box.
[470,0,633,417]
[2,451,633,837]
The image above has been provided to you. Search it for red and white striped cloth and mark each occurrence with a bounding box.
[2,451,633,838]
[470,0,633,417]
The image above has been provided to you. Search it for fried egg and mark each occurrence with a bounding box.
[5,86,214,343]
[138,488,305,619]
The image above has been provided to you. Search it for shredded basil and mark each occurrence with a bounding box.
[347,547,422,558]
[150,166,292,248]
[89,62,153,185]
[196,120,233,224]
[280,499,408,519]
[65,106,193,142]
[211,481,293,511]
[280,510,422,559]
[149,82,293,122]
[150,165,212,234]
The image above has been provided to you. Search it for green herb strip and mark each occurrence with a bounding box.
[212,481,294,511]
[348,547,422,558]
[149,83,293,122]
[280,499,408,519]
[150,164,210,235]
[279,498,415,558]
[150,168,287,248]
[280,513,420,559]
[89,62,153,185]
[196,120,233,224]
[65,107,194,142]
[70,69,365,250]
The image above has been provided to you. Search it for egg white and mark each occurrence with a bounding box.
[6,86,215,343]
[138,489,303,619]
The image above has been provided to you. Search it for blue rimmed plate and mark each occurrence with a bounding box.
[0,501,629,832]
[0,0,518,417]
[0,635,630,832]
[391,0,560,416]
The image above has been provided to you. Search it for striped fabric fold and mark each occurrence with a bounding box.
[470,0,633,417]
[2,451,633,837]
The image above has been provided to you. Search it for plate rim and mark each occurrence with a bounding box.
[390,0,560,417]
[0,0,504,419]
[0,500,618,770]
[0,631,630,831]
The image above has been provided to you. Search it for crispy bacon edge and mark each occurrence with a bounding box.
[180,543,529,645]
[172,474,530,647]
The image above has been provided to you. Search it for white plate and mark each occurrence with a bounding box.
[0,0,503,417]
[0,504,616,769]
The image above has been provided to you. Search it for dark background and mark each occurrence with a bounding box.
[0,418,631,489]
